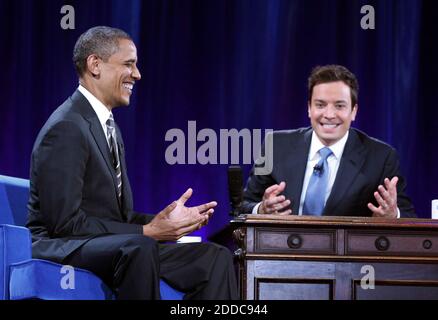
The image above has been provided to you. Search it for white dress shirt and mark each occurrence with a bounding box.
[77,85,113,147]
[297,131,348,215]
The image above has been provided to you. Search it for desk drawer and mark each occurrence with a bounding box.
[346,230,438,256]
[254,228,336,255]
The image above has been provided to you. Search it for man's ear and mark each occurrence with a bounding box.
[86,54,100,78]
[307,101,311,118]
[351,104,358,121]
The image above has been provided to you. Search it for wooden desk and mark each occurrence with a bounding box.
[231,215,438,300]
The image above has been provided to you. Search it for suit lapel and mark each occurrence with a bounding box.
[89,120,121,201]
[323,129,366,215]
[71,90,122,209]
[286,129,312,214]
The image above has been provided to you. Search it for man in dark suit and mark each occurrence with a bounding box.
[243,65,415,218]
[27,26,238,299]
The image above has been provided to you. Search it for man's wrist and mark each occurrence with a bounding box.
[142,224,156,238]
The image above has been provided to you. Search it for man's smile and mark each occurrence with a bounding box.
[320,122,341,129]
[122,82,134,94]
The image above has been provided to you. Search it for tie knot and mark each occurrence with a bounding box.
[319,147,332,160]
[106,114,115,128]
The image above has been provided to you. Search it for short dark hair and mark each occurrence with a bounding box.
[73,26,132,77]
[308,65,359,106]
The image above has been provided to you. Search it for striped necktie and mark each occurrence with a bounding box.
[106,114,122,201]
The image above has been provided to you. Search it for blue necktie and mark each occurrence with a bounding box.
[303,147,333,215]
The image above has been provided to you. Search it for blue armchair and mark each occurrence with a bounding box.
[0,175,183,300]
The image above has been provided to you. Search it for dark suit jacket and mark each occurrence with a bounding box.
[242,127,416,218]
[27,90,153,263]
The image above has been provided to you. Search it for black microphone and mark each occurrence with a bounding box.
[227,166,243,217]
[313,163,323,174]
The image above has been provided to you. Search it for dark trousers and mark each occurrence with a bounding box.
[63,234,238,300]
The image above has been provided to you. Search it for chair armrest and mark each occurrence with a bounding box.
[0,224,32,299]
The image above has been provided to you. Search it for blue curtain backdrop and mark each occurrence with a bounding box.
[1,0,437,239]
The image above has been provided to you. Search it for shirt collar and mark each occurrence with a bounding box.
[78,84,112,128]
[308,130,349,161]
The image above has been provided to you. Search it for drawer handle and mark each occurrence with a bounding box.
[287,234,302,249]
[423,240,433,250]
[375,236,390,251]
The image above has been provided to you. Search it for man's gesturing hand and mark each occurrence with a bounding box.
[367,177,399,218]
[143,188,217,241]
[258,181,292,215]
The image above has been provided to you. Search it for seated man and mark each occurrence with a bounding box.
[243,64,415,218]
[26,26,238,300]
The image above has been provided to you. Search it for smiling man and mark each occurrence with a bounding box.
[27,26,237,300]
[242,64,415,218]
